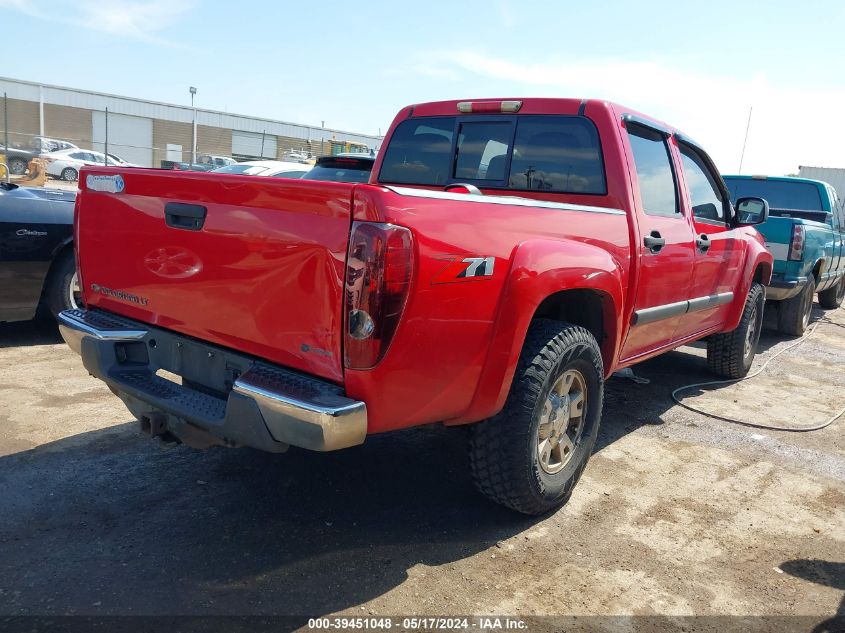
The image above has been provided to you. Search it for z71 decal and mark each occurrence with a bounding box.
[432,256,496,284]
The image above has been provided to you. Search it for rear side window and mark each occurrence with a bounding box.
[626,125,678,217]
[378,115,606,194]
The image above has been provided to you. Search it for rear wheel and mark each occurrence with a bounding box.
[469,319,603,515]
[777,280,814,336]
[818,276,845,309]
[44,251,81,318]
[707,282,765,379]
[61,167,78,182]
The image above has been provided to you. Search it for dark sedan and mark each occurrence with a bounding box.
[0,183,78,322]
[1,145,39,176]
[301,153,375,183]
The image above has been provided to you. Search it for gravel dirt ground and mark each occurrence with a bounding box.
[0,304,843,627]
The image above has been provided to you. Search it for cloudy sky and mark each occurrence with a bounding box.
[2,0,843,175]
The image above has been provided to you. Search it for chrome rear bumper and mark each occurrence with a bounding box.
[58,309,367,452]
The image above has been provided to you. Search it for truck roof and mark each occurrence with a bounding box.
[403,97,689,136]
[723,174,831,189]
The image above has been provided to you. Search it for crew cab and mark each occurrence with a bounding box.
[723,175,845,335]
[58,99,772,514]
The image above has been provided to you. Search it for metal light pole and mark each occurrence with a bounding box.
[3,92,10,184]
[190,86,197,164]
[104,107,109,165]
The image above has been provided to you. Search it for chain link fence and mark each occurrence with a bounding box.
[1,92,379,188]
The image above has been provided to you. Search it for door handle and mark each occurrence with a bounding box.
[643,230,666,254]
[696,234,711,253]
[165,202,207,231]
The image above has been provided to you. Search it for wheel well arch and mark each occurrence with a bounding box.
[752,260,772,285]
[531,288,616,372]
[811,258,824,285]
[41,241,75,297]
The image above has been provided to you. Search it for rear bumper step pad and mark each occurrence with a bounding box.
[58,309,367,452]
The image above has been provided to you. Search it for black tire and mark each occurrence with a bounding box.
[61,167,78,182]
[8,157,28,175]
[818,275,845,309]
[469,319,603,515]
[707,282,765,379]
[777,280,814,336]
[44,250,80,318]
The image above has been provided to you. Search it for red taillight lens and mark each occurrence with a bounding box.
[344,222,413,369]
[788,225,805,261]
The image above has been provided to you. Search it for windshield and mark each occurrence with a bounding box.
[725,178,823,211]
[378,115,606,194]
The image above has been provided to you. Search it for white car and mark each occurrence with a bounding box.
[44,149,137,181]
[212,160,310,178]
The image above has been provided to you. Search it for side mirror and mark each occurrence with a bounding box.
[736,196,769,226]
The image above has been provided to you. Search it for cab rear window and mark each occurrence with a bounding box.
[378,115,606,194]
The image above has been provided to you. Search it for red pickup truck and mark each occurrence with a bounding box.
[59,98,772,514]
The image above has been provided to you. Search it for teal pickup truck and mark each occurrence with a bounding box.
[723,175,845,335]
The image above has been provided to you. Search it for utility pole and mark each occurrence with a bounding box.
[3,92,9,184]
[104,107,109,165]
[190,86,197,164]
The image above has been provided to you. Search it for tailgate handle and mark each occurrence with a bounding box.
[165,202,207,231]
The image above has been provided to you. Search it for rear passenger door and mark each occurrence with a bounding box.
[619,122,696,361]
[675,140,744,336]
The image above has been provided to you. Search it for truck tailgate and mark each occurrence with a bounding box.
[76,168,353,383]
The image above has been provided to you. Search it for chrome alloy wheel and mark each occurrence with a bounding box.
[537,369,587,475]
[69,271,81,310]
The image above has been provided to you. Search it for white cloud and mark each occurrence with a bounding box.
[413,50,845,175]
[0,0,197,45]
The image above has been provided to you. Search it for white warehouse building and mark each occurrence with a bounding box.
[0,76,383,167]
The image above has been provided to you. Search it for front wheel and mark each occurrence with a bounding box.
[469,320,603,515]
[707,282,765,379]
[818,275,845,309]
[61,167,78,182]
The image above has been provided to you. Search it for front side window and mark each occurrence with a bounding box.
[679,144,725,222]
[626,125,678,217]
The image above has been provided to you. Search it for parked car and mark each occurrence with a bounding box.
[30,137,79,154]
[162,154,237,172]
[723,175,845,335]
[301,153,375,183]
[0,182,78,322]
[58,98,772,515]
[0,145,39,176]
[44,149,137,181]
[212,160,309,178]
